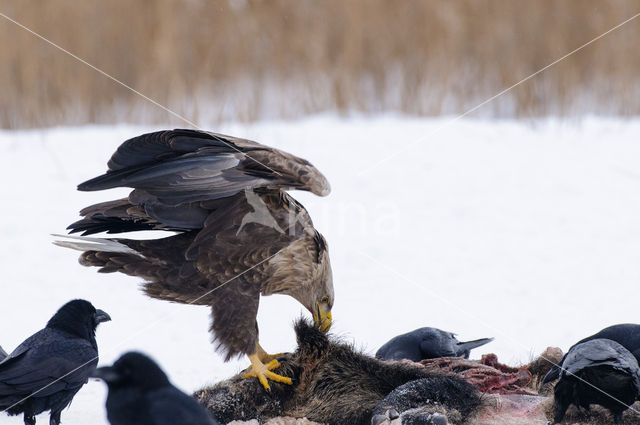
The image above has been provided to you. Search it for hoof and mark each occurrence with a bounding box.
[427,413,449,425]
[371,408,401,425]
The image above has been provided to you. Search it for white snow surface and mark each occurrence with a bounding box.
[1,116,640,424]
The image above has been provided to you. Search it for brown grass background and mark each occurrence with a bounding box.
[1,0,639,128]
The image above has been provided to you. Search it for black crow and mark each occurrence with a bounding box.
[375,327,494,361]
[543,323,640,383]
[93,351,220,425]
[552,338,640,424]
[0,299,110,425]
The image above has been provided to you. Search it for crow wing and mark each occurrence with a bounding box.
[0,329,97,401]
[147,386,220,425]
[544,323,640,383]
[414,328,457,358]
[561,339,640,384]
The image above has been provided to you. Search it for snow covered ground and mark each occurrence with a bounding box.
[1,116,640,424]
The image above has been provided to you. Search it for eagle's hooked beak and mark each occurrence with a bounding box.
[313,298,332,333]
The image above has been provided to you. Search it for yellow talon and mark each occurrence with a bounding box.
[242,353,293,390]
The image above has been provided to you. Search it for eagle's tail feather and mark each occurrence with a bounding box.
[53,232,206,306]
[52,234,144,257]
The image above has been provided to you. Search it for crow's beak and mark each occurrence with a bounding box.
[94,309,112,324]
[91,366,120,384]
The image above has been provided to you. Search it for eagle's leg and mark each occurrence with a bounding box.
[256,342,284,363]
[242,352,293,390]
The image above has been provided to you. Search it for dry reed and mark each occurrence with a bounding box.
[0,0,639,128]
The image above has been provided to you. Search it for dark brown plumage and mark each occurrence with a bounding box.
[56,129,333,389]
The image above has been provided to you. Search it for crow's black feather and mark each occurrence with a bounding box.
[0,299,110,425]
[94,352,220,425]
[376,327,493,361]
[552,338,640,425]
[543,323,640,383]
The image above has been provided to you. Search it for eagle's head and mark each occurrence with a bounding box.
[307,235,333,333]
[287,237,334,333]
[266,228,334,333]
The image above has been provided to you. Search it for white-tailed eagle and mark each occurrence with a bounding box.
[56,129,333,390]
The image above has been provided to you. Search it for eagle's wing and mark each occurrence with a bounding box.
[68,129,330,235]
[77,129,330,206]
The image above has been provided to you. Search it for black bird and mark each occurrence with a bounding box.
[93,352,220,425]
[543,323,640,383]
[375,327,493,362]
[0,299,111,425]
[552,338,640,424]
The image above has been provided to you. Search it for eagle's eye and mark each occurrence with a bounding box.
[320,296,329,304]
